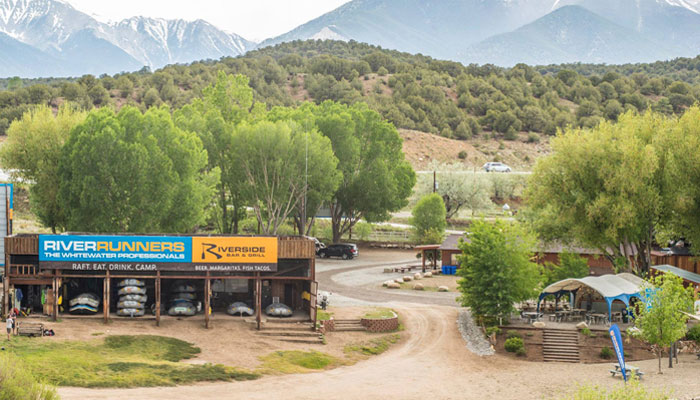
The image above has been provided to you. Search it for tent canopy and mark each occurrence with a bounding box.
[538,273,645,319]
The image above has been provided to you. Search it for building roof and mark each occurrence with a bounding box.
[539,242,638,257]
[540,273,645,305]
[651,264,700,285]
[439,233,468,251]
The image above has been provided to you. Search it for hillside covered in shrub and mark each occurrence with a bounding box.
[1,39,700,140]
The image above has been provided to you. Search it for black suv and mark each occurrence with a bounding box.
[317,243,358,260]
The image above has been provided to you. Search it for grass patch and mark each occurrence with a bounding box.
[0,353,58,400]
[5,335,259,388]
[345,334,401,356]
[363,308,396,319]
[317,309,333,321]
[91,332,104,336]
[258,350,341,374]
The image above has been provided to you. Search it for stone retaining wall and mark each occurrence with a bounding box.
[319,318,335,333]
[361,311,399,332]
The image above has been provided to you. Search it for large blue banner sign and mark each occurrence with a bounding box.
[38,234,278,272]
[39,235,192,263]
[609,324,627,382]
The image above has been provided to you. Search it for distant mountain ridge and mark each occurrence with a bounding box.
[0,0,254,77]
[261,0,700,66]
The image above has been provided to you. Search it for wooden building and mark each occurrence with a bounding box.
[535,243,616,276]
[2,234,317,329]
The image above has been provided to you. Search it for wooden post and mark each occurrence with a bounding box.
[52,273,58,322]
[155,271,161,327]
[204,272,211,329]
[421,249,426,273]
[255,273,262,330]
[103,270,110,324]
[2,274,9,317]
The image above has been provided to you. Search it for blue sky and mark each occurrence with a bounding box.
[65,0,352,42]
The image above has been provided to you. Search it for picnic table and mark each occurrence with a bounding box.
[609,364,644,378]
[587,313,608,325]
[522,311,542,323]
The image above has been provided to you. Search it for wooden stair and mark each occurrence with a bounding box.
[543,329,580,363]
[333,319,366,332]
[257,321,324,344]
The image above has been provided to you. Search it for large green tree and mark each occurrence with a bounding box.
[526,111,672,275]
[58,106,213,233]
[410,193,446,244]
[0,105,87,232]
[174,72,265,234]
[269,101,415,241]
[316,101,415,242]
[457,220,541,321]
[666,106,700,251]
[233,120,339,235]
[636,272,694,374]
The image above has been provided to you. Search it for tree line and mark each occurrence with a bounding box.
[2,40,700,142]
[0,72,415,242]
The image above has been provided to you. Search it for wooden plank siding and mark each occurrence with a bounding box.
[651,254,699,274]
[278,237,315,259]
[5,235,38,255]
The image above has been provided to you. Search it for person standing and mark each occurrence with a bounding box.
[6,314,12,341]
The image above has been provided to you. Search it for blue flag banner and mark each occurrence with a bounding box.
[609,324,627,382]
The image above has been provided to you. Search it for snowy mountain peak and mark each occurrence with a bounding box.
[0,0,253,77]
[662,0,700,13]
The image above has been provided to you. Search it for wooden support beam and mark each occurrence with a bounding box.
[155,271,161,327]
[204,272,211,329]
[2,274,9,317]
[422,249,426,273]
[103,270,110,324]
[255,273,262,330]
[52,273,58,322]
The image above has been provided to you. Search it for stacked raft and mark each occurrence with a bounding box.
[168,283,197,316]
[117,279,146,317]
[69,293,99,314]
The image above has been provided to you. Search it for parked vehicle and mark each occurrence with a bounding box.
[317,243,358,260]
[310,237,326,255]
[482,162,512,172]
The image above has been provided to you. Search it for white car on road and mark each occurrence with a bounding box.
[482,162,512,172]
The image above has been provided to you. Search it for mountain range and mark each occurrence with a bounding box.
[4,0,700,77]
[0,0,253,77]
[264,0,700,66]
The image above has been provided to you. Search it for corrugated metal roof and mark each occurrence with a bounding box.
[651,264,700,285]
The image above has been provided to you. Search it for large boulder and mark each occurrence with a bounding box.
[403,275,413,282]
[382,280,394,287]
[413,273,422,280]
[413,283,424,290]
[387,282,401,289]
[424,271,433,278]
[576,321,589,330]
[532,321,546,329]
[437,286,449,292]
[395,278,404,283]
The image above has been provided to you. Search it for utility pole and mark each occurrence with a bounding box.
[301,131,308,235]
[433,170,437,193]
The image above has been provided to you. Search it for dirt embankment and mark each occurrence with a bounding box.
[400,129,550,171]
